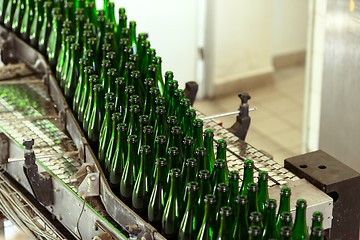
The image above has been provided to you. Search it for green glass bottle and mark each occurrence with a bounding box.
[182,158,198,202]
[292,199,309,240]
[122,85,135,122]
[56,27,71,80]
[278,212,293,230]
[138,115,149,149]
[3,0,17,30]
[193,119,204,151]
[248,182,260,216]
[132,145,152,218]
[64,43,81,101]
[167,116,178,135]
[83,74,99,135]
[179,98,190,132]
[104,112,122,177]
[185,108,196,137]
[119,134,139,206]
[78,65,94,123]
[73,56,90,118]
[215,183,229,222]
[168,126,183,154]
[11,0,25,33]
[130,70,145,102]
[105,1,116,26]
[167,147,181,174]
[164,71,174,103]
[166,80,178,116]
[197,194,217,240]
[19,0,34,41]
[29,0,43,47]
[262,199,280,239]
[240,159,254,197]
[87,38,99,73]
[117,9,127,40]
[309,227,323,240]
[311,212,323,231]
[119,44,131,77]
[114,77,125,113]
[152,56,165,95]
[140,42,151,79]
[60,35,76,89]
[276,187,292,232]
[216,139,227,161]
[178,181,201,240]
[249,226,264,240]
[216,206,232,240]
[280,226,293,240]
[109,123,127,193]
[146,86,159,125]
[38,1,53,55]
[64,1,75,24]
[233,195,249,239]
[104,32,119,58]
[182,136,194,173]
[96,13,106,59]
[162,168,183,239]
[99,60,111,91]
[88,84,104,148]
[129,20,137,54]
[148,157,168,230]
[153,135,167,180]
[195,147,209,172]
[211,159,229,194]
[154,106,168,139]
[203,129,215,174]
[250,211,264,231]
[258,171,269,216]
[127,104,141,137]
[0,0,8,24]
[197,169,212,219]
[172,89,184,118]
[47,14,63,70]
[85,0,97,24]
[228,170,239,211]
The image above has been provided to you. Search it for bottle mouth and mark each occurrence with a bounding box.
[116,123,127,132]
[155,135,167,144]
[111,113,122,121]
[185,158,197,167]
[155,158,167,167]
[235,195,248,205]
[183,136,194,145]
[312,211,324,222]
[195,147,207,156]
[214,159,226,168]
[280,226,292,237]
[280,186,292,196]
[258,171,268,180]
[244,159,254,167]
[193,119,204,127]
[198,170,210,180]
[216,183,229,193]
[217,139,227,148]
[248,225,262,236]
[169,168,181,177]
[143,126,154,134]
[296,199,307,208]
[140,145,151,154]
[220,206,232,216]
[171,126,182,135]
[280,212,293,222]
[229,170,240,180]
[127,135,138,143]
[167,147,179,156]
[247,182,257,192]
[187,181,199,191]
[204,194,216,204]
[249,212,262,222]
[203,129,214,137]
[264,199,277,209]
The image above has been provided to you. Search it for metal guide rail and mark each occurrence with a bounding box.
[0,26,333,238]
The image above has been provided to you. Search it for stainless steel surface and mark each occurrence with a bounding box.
[200,107,257,120]
[320,0,360,172]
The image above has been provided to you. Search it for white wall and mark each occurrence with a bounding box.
[303,0,326,152]
[272,0,308,56]
[210,0,274,88]
[96,0,200,90]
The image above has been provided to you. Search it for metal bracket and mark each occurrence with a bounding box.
[228,92,251,141]
[71,163,99,197]
[184,81,199,106]
[0,133,9,164]
[285,150,360,240]
[22,138,54,206]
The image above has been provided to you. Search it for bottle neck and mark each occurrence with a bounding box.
[278,195,291,214]
[127,141,138,162]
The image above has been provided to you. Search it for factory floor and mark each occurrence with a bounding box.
[194,64,305,166]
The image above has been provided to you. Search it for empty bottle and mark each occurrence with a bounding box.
[197,169,212,218]
[240,159,254,197]
[233,195,249,239]
[20,0,34,41]
[276,187,292,232]
[247,182,260,216]
[38,1,53,55]
[211,159,229,194]
[197,194,217,240]
[216,206,232,240]
[292,199,309,240]
[258,171,269,215]
[228,170,240,211]
[204,129,216,174]
[215,183,229,222]
[148,157,168,230]
[309,227,324,240]
[178,181,201,240]
[88,84,104,148]
[104,112,122,177]
[162,168,183,239]
[119,135,139,206]
[311,211,323,231]
[262,199,280,239]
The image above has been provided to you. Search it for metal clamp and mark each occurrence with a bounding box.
[22,138,54,206]
[228,92,252,141]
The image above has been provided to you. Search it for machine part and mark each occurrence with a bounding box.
[22,138,54,206]
[184,81,198,106]
[0,133,9,164]
[285,150,360,239]
[200,107,257,121]
[78,172,100,197]
[228,92,252,141]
